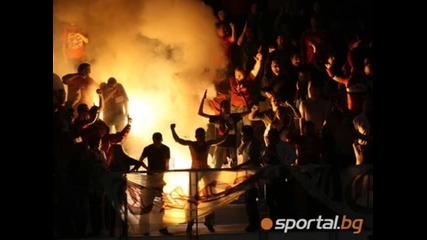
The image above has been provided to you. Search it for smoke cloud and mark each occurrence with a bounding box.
[54,0,226,168]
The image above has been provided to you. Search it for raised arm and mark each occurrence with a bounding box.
[248,105,261,121]
[237,21,247,46]
[198,89,215,118]
[325,58,349,85]
[96,88,104,113]
[347,40,361,69]
[79,89,104,129]
[299,101,306,136]
[228,22,236,43]
[62,73,80,85]
[108,124,131,145]
[170,124,191,146]
[250,49,263,78]
[78,105,101,130]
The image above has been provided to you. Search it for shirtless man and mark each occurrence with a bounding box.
[170,123,229,233]
[62,63,97,113]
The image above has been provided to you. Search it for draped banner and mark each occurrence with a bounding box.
[113,164,373,236]
[122,169,257,236]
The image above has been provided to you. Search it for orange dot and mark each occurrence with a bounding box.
[261,217,273,230]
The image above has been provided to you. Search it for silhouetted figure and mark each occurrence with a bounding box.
[135,132,172,235]
[171,123,229,234]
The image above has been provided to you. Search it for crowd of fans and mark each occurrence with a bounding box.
[53,0,373,238]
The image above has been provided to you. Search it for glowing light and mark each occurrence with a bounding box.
[163,171,190,196]
[127,96,157,135]
[54,0,225,172]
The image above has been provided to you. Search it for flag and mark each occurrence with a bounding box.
[121,168,258,236]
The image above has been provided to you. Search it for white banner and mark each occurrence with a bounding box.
[122,169,257,236]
